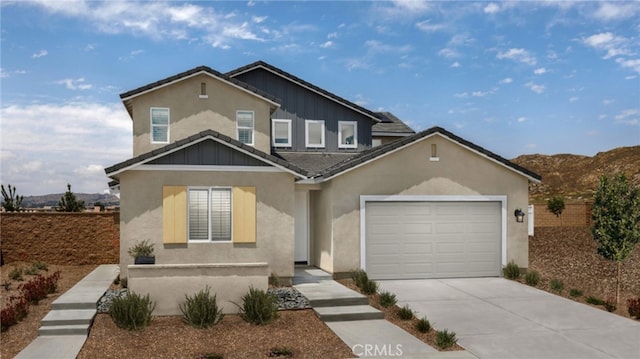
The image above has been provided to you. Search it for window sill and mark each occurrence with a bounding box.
[199,95,209,99]
[429,157,440,162]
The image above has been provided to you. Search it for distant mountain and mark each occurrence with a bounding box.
[512,146,640,202]
[20,193,120,208]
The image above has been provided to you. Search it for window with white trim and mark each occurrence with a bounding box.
[150,107,169,143]
[188,188,231,242]
[305,120,325,148]
[338,121,357,148]
[236,111,254,145]
[272,119,292,147]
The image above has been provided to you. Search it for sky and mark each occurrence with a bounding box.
[1,1,639,196]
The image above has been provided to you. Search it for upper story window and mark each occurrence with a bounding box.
[272,119,292,147]
[236,111,254,146]
[305,120,325,148]
[150,107,169,143]
[199,82,208,99]
[338,121,357,149]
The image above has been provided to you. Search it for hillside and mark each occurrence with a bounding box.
[20,193,120,209]
[512,145,640,202]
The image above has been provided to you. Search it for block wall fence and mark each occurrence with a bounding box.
[532,202,592,228]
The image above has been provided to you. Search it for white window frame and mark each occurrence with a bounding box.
[272,119,292,147]
[150,107,170,144]
[338,121,358,149]
[187,187,232,243]
[305,120,325,148]
[236,111,255,146]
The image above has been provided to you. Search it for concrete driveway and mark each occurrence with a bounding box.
[379,278,640,359]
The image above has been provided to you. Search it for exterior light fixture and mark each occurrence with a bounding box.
[514,208,525,223]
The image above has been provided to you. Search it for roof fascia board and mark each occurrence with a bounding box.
[372,132,416,136]
[230,64,380,123]
[133,165,285,173]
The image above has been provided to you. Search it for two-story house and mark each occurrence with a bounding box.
[105,61,540,315]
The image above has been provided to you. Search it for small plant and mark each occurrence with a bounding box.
[416,316,431,333]
[109,291,155,330]
[127,239,155,258]
[1,306,17,331]
[604,298,617,312]
[586,296,605,306]
[569,289,583,298]
[549,279,564,293]
[378,291,397,308]
[502,260,520,280]
[350,268,369,289]
[267,347,293,358]
[32,261,48,271]
[9,267,23,281]
[236,287,279,325]
[397,304,414,320]
[2,281,11,291]
[25,266,39,276]
[524,270,540,286]
[361,279,378,295]
[180,286,224,328]
[627,297,640,319]
[435,329,458,349]
[120,277,128,289]
[1,295,29,331]
[197,354,223,359]
[269,272,281,287]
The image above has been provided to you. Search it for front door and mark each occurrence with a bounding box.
[294,190,309,264]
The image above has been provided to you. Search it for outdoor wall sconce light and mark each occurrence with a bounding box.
[514,208,525,223]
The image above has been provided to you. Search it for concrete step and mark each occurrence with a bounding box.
[294,281,369,308]
[38,324,89,336]
[308,296,369,307]
[41,309,96,326]
[314,305,384,322]
[51,300,99,310]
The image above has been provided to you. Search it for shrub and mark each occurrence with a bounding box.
[236,287,279,325]
[21,276,48,304]
[25,266,39,276]
[32,261,48,271]
[9,267,23,281]
[120,277,128,289]
[627,298,640,319]
[1,295,29,331]
[502,261,520,280]
[269,273,281,287]
[604,298,617,312]
[180,286,224,328]
[2,281,11,291]
[350,269,369,289]
[197,354,223,359]
[416,316,431,333]
[361,279,378,295]
[524,270,540,286]
[267,347,293,358]
[435,329,458,349]
[378,291,397,308]
[569,289,583,298]
[109,292,155,330]
[127,239,155,258]
[397,304,414,320]
[1,306,17,331]
[549,279,564,293]
[586,296,605,306]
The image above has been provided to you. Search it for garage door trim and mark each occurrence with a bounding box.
[360,195,507,274]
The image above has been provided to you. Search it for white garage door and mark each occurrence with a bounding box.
[365,201,501,280]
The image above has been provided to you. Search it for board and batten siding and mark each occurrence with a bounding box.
[233,68,373,152]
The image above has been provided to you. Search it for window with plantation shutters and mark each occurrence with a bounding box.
[188,188,231,242]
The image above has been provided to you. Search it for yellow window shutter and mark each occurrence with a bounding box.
[163,186,187,244]
[232,186,256,243]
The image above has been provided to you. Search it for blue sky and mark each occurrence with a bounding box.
[1,1,639,195]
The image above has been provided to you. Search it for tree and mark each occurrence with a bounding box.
[57,184,85,212]
[592,174,640,308]
[1,184,24,212]
[94,201,105,212]
[547,195,565,226]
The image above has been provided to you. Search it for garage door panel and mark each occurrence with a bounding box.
[365,201,501,279]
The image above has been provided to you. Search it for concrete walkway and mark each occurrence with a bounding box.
[379,278,640,359]
[293,267,477,358]
[15,264,119,359]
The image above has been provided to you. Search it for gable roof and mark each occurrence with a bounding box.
[373,112,416,136]
[104,129,308,179]
[226,61,381,123]
[119,66,280,117]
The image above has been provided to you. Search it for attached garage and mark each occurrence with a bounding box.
[361,196,506,280]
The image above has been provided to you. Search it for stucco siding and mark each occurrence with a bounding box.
[310,183,334,272]
[328,134,530,273]
[130,74,274,156]
[119,170,295,279]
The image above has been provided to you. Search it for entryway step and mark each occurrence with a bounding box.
[294,280,369,307]
[41,309,96,326]
[314,305,384,322]
[38,324,89,336]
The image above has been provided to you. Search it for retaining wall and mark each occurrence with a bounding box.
[533,202,592,227]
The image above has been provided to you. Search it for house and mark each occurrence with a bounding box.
[105,61,541,315]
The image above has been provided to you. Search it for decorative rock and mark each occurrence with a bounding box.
[97,288,128,313]
[268,287,311,310]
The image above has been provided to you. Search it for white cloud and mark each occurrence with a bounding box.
[569,96,579,103]
[614,109,639,125]
[453,92,468,98]
[327,32,338,39]
[56,78,93,90]
[602,99,615,105]
[525,82,545,94]
[517,117,527,123]
[484,3,500,14]
[593,2,640,22]
[32,49,48,58]
[415,20,445,32]
[320,41,333,49]
[616,58,640,74]
[251,16,267,23]
[450,62,461,68]
[534,67,547,75]
[438,48,460,59]
[582,32,637,72]
[500,77,513,84]
[496,48,537,66]
[364,40,412,54]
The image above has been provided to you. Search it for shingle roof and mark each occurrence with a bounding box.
[226,61,381,123]
[104,129,308,178]
[373,112,416,135]
[274,152,358,177]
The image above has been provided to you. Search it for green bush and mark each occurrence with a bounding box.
[416,316,431,333]
[549,279,564,293]
[32,261,48,271]
[237,287,279,325]
[269,273,281,287]
[180,286,224,328]
[350,269,369,289]
[397,304,414,320]
[569,289,583,298]
[435,329,458,349]
[361,279,378,295]
[109,292,155,330]
[586,296,605,306]
[378,291,397,308]
[524,270,540,286]
[9,268,23,281]
[604,298,617,312]
[24,266,39,276]
[502,260,520,280]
